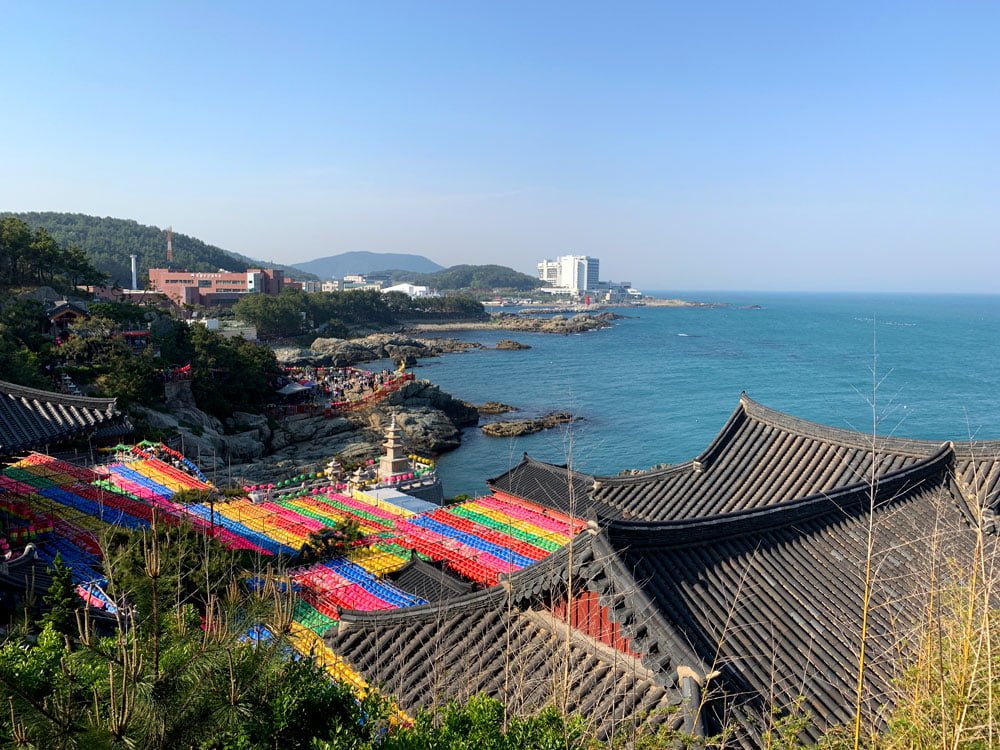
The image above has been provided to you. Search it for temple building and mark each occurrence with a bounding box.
[327,394,1000,745]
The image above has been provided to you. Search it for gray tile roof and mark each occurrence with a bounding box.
[332,584,679,738]
[0,379,128,455]
[486,456,612,518]
[386,556,476,602]
[328,398,1000,745]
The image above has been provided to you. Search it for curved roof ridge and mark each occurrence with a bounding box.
[338,582,509,625]
[341,531,601,625]
[739,393,944,456]
[0,379,118,410]
[605,442,954,549]
[593,460,696,486]
[592,398,748,486]
[950,438,1000,459]
[486,454,589,485]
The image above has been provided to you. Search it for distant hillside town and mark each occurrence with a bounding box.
[141,255,643,310]
[143,267,434,308]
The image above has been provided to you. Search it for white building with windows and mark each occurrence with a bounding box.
[536,255,600,294]
[381,283,433,298]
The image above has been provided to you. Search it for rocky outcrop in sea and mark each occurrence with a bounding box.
[480,411,578,437]
[477,402,518,415]
[495,339,530,350]
[273,334,482,367]
[408,311,624,335]
[492,312,622,334]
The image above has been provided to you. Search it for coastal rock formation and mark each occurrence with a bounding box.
[226,411,272,443]
[385,380,479,427]
[477,402,517,415]
[384,407,462,453]
[490,312,622,334]
[134,402,253,470]
[301,334,483,366]
[220,379,477,483]
[481,411,578,437]
[495,339,530,350]
[407,311,625,335]
[270,347,316,365]
[142,375,476,483]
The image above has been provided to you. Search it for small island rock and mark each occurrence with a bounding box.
[481,411,578,437]
[495,339,531,350]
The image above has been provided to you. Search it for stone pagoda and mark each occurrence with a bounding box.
[378,416,411,481]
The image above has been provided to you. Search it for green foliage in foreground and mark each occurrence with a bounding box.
[0,621,380,750]
[372,696,591,750]
[0,518,379,750]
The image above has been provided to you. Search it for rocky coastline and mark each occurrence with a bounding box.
[136,378,479,485]
[141,310,623,488]
[476,402,517,415]
[406,311,624,334]
[273,333,482,367]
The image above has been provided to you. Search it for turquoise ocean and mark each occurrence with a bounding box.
[372,292,1000,498]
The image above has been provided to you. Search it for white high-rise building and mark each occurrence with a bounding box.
[536,255,600,293]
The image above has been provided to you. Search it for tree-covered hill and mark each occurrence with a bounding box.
[389,264,542,291]
[2,212,313,287]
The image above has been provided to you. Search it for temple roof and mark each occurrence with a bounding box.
[332,583,679,738]
[597,447,986,744]
[486,456,608,518]
[490,394,1000,522]
[332,412,999,745]
[588,394,947,520]
[0,379,129,456]
[0,548,54,593]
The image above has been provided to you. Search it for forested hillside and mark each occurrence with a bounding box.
[390,264,542,291]
[2,212,312,287]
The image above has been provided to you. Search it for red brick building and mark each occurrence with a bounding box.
[147,268,286,306]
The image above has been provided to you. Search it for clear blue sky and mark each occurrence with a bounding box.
[2,1,999,292]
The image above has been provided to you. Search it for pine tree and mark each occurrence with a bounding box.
[42,553,77,637]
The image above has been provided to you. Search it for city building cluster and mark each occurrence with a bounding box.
[145,268,433,308]
[535,254,640,301]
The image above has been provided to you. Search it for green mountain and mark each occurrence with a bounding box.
[389,264,543,292]
[292,251,443,279]
[2,212,314,287]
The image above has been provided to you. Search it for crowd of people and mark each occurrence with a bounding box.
[277,366,409,407]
